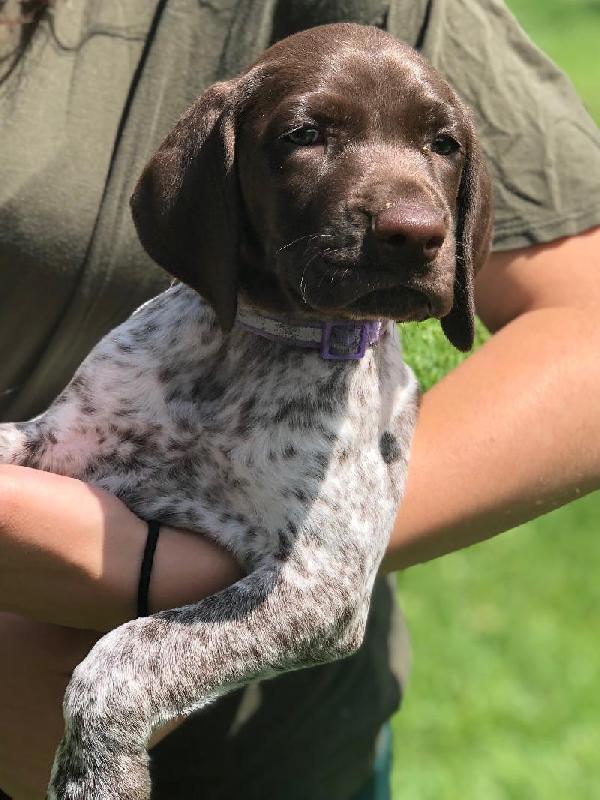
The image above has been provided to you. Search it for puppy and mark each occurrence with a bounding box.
[0,23,491,799]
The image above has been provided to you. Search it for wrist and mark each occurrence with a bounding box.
[148,526,244,616]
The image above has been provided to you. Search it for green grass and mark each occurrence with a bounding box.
[392,492,600,799]
[391,4,600,797]
[400,318,490,390]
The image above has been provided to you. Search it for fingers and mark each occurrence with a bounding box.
[0,613,100,799]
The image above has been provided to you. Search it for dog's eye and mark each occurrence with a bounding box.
[282,126,323,146]
[431,134,460,156]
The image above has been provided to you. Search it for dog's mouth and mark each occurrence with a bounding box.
[282,258,451,322]
[347,287,433,321]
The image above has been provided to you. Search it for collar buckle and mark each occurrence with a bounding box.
[320,322,371,361]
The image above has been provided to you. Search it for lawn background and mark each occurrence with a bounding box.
[391,2,600,798]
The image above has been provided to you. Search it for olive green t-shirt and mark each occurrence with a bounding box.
[1,1,599,798]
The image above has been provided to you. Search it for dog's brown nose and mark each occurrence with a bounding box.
[372,203,446,262]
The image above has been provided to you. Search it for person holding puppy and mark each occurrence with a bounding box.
[1,1,599,798]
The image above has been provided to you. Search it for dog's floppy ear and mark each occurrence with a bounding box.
[130,79,242,331]
[441,116,493,352]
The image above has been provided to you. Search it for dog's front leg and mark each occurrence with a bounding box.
[48,561,367,800]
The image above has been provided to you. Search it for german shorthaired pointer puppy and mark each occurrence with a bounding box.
[0,23,491,799]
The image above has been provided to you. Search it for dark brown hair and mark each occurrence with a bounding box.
[0,0,55,83]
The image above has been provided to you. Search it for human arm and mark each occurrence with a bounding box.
[383,224,600,571]
[0,466,243,631]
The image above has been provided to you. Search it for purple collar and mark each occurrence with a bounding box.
[235,307,385,361]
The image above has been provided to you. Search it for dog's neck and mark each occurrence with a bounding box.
[235,303,385,361]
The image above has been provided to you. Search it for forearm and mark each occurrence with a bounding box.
[0,467,243,631]
[384,306,600,572]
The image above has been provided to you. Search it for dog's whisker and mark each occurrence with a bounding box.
[299,250,323,302]
[276,234,314,254]
[276,233,334,255]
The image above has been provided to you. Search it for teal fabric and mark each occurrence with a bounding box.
[351,725,393,800]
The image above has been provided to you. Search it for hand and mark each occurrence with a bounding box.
[0,465,243,797]
[0,611,196,799]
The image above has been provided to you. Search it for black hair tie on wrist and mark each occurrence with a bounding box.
[137,520,161,618]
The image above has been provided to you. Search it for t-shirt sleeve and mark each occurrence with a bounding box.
[389,0,600,250]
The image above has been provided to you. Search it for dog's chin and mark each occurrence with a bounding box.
[344,287,433,321]
[285,283,438,323]
[280,256,453,322]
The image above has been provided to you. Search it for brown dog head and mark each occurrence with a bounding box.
[131,23,493,351]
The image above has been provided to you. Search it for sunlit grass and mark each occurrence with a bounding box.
[392,491,600,799]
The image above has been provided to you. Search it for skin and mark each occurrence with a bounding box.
[1,225,599,798]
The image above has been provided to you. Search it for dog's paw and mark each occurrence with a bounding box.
[48,622,160,799]
[48,707,152,799]
[48,737,151,800]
